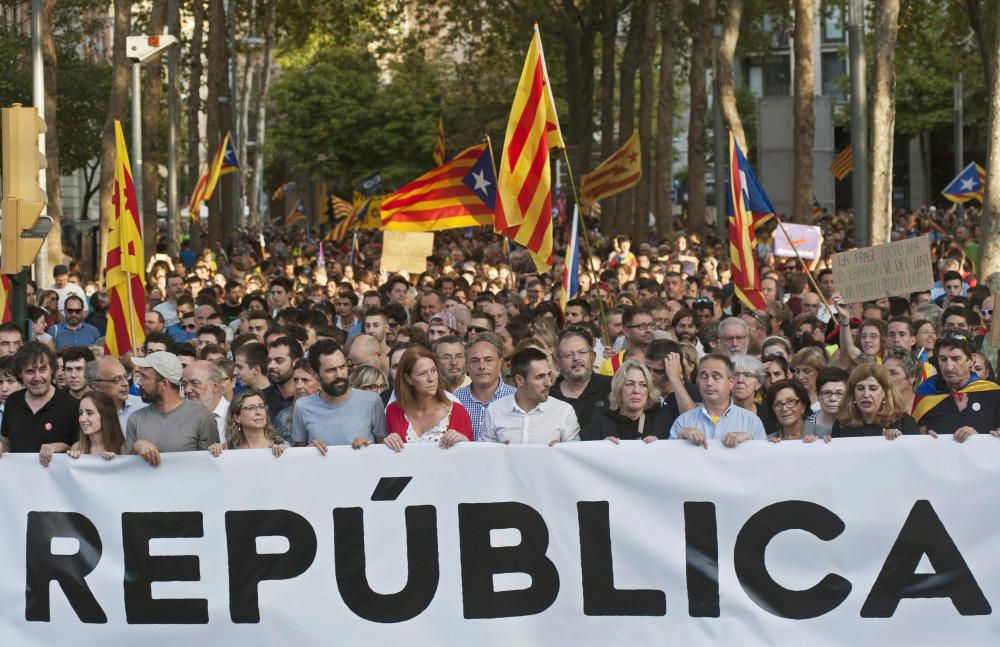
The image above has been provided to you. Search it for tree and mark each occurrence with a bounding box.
[205,0,229,246]
[655,0,682,239]
[99,0,131,273]
[186,0,205,249]
[616,3,642,233]
[977,16,1000,281]
[633,0,656,243]
[718,0,746,152]
[868,0,899,245]
[687,0,715,239]
[41,0,62,272]
[966,0,999,90]
[599,0,617,235]
[792,0,815,223]
[246,0,276,224]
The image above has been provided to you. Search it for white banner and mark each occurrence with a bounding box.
[2,439,1000,645]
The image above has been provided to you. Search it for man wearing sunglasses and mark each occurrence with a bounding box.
[49,295,101,350]
[598,306,655,376]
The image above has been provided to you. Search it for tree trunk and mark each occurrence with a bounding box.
[868,0,899,245]
[142,0,168,256]
[206,0,227,247]
[687,0,715,240]
[247,0,274,225]
[41,0,63,272]
[718,0,746,152]
[633,0,656,243]
[977,14,1000,282]
[559,0,598,185]
[99,0,131,275]
[655,0,681,239]
[792,0,815,223]
[186,0,205,249]
[617,0,642,235]
[238,0,256,182]
[965,0,998,91]
[599,0,617,235]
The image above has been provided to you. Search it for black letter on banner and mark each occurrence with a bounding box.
[685,502,720,617]
[25,511,106,623]
[226,510,317,623]
[735,500,852,619]
[122,512,207,624]
[861,500,991,617]
[578,501,665,616]
[333,505,439,622]
[458,502,559,619]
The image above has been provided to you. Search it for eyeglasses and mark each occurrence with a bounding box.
[772,399,801,411]
[65,308,83,314]
[93,375,129,385]
[720,334,748,344]
[982,309,993,317]
[733,371,757,382]
[559,350,591,360]
[859,333,880,341]
[438,354,465,363]
[819,389,845,398]
[693,297,712,307]
[181,323,197,331]
[240,403,268,413]
[626,322,655,330]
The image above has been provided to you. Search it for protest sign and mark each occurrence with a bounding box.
[832,236,934,303]
[773,223,823,259]
[2,441,998,646]
[381,231,434,274]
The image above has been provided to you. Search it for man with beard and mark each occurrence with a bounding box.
[182,360,230,440]
[0,343,79,455]
[551,328,611,439]
[125,351,220,466]
[435,335,469,391]
[49,295,101,350]
[292,339,386,449]
[264,336,303,420]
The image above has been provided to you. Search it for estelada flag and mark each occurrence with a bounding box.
[105,120,146,357]
[494,26,564,273]
[942,162,987,203]
[204,131,239,202]
[380,144,496,232]
[579,131,641,206]
[727,131,774,311]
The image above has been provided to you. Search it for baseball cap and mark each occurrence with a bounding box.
[132,351,184,386]
[428,312,458,331]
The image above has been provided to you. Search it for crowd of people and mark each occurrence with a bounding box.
[2,201,999,467]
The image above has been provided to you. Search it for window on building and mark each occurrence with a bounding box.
[823,7,845,42]
[763,56,790,96]
[821,52,847,101]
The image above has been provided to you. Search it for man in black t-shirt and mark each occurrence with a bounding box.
[0,342,79,458]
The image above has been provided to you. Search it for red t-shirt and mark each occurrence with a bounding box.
[385,401,474,442]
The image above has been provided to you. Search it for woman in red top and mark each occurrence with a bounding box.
[384,346,473,451]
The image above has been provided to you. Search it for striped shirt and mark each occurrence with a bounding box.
[455,381,516,442]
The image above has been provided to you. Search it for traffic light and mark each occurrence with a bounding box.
[1,103,52,274]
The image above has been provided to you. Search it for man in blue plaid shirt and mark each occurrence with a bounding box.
[455,332,514,442]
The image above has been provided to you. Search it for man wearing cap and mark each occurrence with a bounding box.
[127,351,220,466]
[427,312,459,345]
[48,264,88,315]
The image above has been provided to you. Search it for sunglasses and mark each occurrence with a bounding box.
[181,323,197,331]
[65,308,83,314]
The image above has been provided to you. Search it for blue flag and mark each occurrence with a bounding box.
[942,162,986,203]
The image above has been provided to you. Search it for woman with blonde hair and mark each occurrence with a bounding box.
[832,364,918,439]
[588,360,662,442]
[349,363,388,394]
[209,389,287,457]
[384,346,473,450]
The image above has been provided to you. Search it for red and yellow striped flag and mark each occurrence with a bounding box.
[380,144,496,232]
[105,121,146,357]
[830,145,852,180]
[331,195,353,220]
[0,275,11,323]
[433,118,445,166]
[187,166,210,221]
[579,131,641,206]
[495,26,564,273]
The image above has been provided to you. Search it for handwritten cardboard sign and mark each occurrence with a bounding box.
[380,230,435,274]
[832,236,934,303]
[773,223,823,259]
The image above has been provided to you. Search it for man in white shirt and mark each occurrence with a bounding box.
[483,347,580,445]
[181,360,230,441]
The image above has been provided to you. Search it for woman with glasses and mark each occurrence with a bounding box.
[384,346,473,450]
[589,360,662,442]
[790,346,826,412]
[810,367,849,437]
[763,379,813,441]
[832,364,918,439]
[882,348,922,414]
[209,389,287,457]
[349,363,389,394]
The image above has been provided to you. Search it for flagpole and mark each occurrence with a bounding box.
[557,146,611,349]
[124,270,137,356]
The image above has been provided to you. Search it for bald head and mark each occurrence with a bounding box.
[89,356,130,406]
[348,334,387,373]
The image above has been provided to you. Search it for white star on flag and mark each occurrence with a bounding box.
[472,169,491,194]
[960,178,975,191]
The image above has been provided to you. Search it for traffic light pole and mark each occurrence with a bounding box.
[10,269,28,336]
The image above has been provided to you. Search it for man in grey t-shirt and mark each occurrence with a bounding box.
[292,339,386,450]
[127,352,220,466]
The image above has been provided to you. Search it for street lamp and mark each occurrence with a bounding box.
[126,34,179,241]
